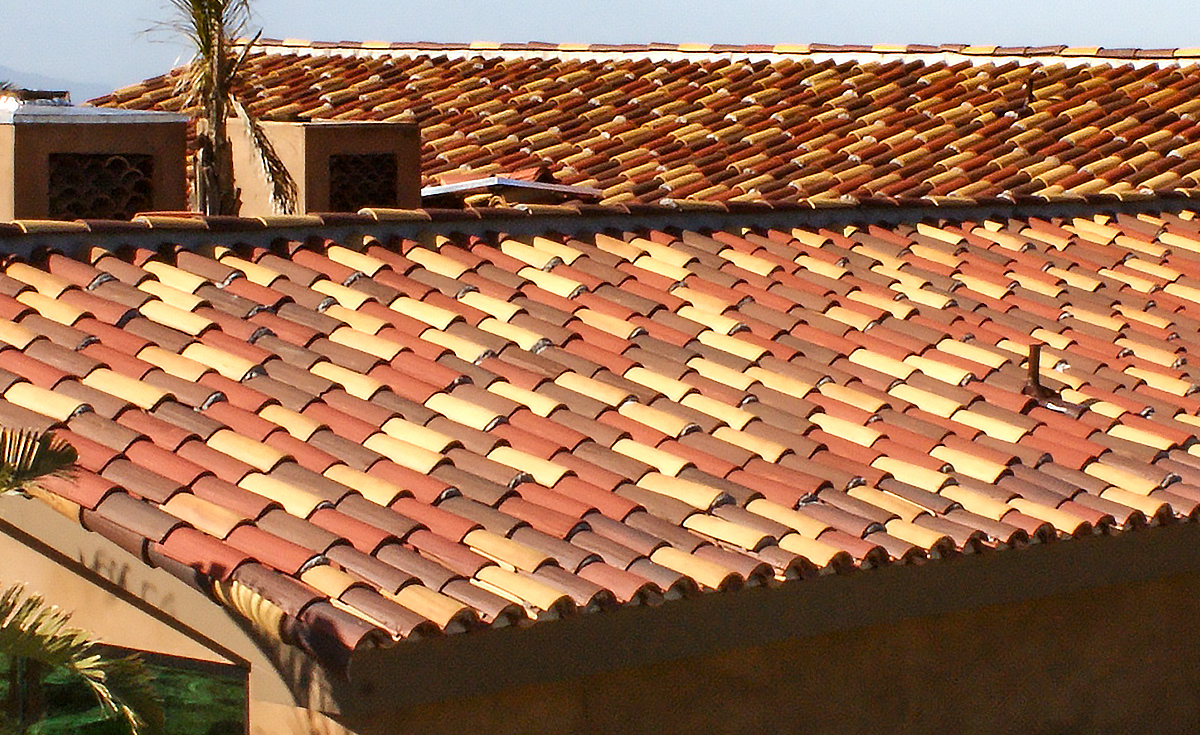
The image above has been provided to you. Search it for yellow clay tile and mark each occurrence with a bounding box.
[846,289,915,319]
[904,354,974,386]
[425,392,504,431]
[712,426,789,462]
[81,369,171,410]
[486,381,561,418]
[362,433,445,474]
[794,256,846,280]
[677,305,743,335]
[1124,258,1179,282]
[325,305,388,335]
[915,222,965,245]
[808,412,882,447]
[326,245,387,276]
[465,529,550,573]
[1062,306,1123,332]
[311,280,374,309]
[137,345,211,382]
[406,247,471,278]
[137,280,208,312]
[460,292,524,323]
[823,305,876,331]
[719,248,777,277]
[0,321,37,350]
[518,267,585,298]
[421,328,491,363]
[939,483,1011,521]
[138,299,213,336]
[324,465,408,506]
[1114,304,1172,330]
[631,238,694,268]
[239,473,323,518]
[1158,231,1200,254]
[884,518,951,550]
[1006,498,1087,535]
[1164,282,1200,307]
[1100,487,1170,518]
[4,383,85,421]
[624,366,693,403]
[488,446,570,486]
[553,372,633,407]
[638,473,724,510]
[163,493,244,538]
[618,401,695,438]
[208,430,288,472]
[530,236,583,265]
[777,532,848,567]
[650,546,737,590]
[259,404,323,441]
[1098,267,1156,293]
[1125,366,1193,396]
[328,326,405,361]
[1115,338,1181,369]
[683,513,769,551]
[390,297,460,329]
[593,233,641,262]
[474,565,568,613]
[6,263,71,297]
[142,261,209,294]
[817,382,887,413]
[888,382,960,418]
[689,357,758,391]
[387,585,472,629]
[680,393,755,430]
[695,330,768,362]
[574,308,640,339]
[301,565,362,599]
[16,291,87,326]
[907,242,959,268]
[606,437,686,476]
[672,286,733,314]
[1107,423,1174,451]
[181,342,258,381]
[848,486,927,523]
[951,408,1030,443]
[848,348,914,380]
[379,416,456,453]
[310,362,383,400]
[872,456,953,491]
[930,446,1010,483]
[1083,461,1160,496]
[501,239,562,270]
[218,256,280,287]
[954,274,1012,300]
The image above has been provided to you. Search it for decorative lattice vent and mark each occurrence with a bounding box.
[48,153,154,220]
[328,153,397,212]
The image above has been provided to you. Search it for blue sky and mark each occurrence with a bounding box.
[2,0,1197,101]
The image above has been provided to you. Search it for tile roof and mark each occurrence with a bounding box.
[94,40,1200,207]
[6,204,1200,672]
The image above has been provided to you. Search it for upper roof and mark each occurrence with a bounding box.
[96,40,1200,207]
[2,200,1200,674]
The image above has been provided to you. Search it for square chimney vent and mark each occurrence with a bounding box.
[0,105,187,220]
[229,120,419,216]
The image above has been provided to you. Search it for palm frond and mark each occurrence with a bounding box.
[0,584,162,734]
[0,429,76,497]
[234,99,298,213]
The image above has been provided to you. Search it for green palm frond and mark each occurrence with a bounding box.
[0,429,76,498]
[0,584,162,733]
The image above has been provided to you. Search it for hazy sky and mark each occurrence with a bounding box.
[2,0,1198,100]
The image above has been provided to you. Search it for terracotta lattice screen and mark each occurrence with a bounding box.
[47,152,154,220]
[328,153,397,212]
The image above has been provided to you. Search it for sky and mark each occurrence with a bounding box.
[1,0,1198,101]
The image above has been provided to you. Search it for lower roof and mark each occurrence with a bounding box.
[2,203,1200,672]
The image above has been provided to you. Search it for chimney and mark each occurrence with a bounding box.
[0,98,188,220]
[229,119,420,216]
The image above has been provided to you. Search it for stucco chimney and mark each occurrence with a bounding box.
[0,100,188,220]
[229,119,420,216]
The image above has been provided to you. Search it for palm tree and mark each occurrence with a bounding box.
[0,429,161,734]
[166,0,297,215]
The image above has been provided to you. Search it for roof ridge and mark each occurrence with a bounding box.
[248,37,1200,63]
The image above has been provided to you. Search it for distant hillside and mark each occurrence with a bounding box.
[0,64,111,104]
